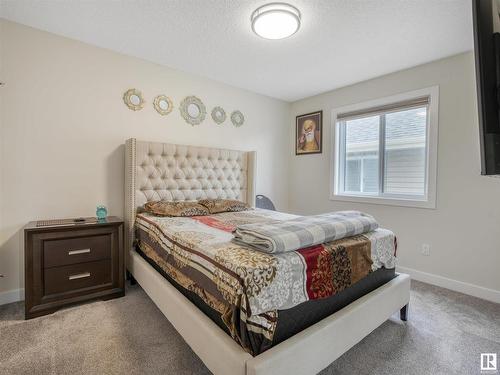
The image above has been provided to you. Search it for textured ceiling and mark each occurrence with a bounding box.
[0,0,473,102]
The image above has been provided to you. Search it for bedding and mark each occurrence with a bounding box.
[134,208,396,355]
[136,245,396,353]
[233,210,379,253]
[143,200,209,217]
[198,198,249,214]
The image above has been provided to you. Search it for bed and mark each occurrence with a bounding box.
[124,138,410,375]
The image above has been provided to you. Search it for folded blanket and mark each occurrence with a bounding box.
[232,211,378,253]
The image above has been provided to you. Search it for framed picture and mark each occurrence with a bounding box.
[296,110,322,155]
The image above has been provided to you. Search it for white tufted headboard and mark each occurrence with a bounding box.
[124,138,256,252]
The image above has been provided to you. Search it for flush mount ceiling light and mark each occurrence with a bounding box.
[251,3,301,40]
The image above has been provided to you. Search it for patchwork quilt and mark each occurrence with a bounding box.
[135,209,396,355]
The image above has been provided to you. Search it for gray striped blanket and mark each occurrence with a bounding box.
[232,211,379,253]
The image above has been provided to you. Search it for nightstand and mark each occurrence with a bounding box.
[24,216,124,319]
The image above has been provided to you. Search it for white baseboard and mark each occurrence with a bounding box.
[397,266,500,304]
[0,288,24,306]
[3,268,498,306]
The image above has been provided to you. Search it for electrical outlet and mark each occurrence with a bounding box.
[421,244,430,256]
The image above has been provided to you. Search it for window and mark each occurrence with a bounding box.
[332,87,438,209]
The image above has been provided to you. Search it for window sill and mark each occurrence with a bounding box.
[329,193,436,209]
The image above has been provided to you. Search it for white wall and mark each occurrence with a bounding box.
[0,20,290,297]
[0,19,4,289]
[1,20,498,304]
[289,52,500,299]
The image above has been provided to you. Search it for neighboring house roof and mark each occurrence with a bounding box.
[346,107,426,145]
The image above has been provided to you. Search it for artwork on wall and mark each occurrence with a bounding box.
[121,89,244,128]
[211,106,226,124]
[231,110,245,127]
[180,95,207,125]
[153,95,173,115]
[123,89,145,111]
[296,110,322,155]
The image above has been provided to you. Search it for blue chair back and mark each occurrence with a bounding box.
[255,195,276,211]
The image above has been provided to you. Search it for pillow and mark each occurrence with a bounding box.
[143,201,209,217]
[198,199,249,214]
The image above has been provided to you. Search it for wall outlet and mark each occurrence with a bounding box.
[421,243,431,256]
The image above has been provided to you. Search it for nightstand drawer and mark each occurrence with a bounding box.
[44,259,112,295]
[43,234,111,268]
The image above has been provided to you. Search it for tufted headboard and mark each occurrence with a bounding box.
[124,138,256,252]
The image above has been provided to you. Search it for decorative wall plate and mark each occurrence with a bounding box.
[153,95,173,116]
[211,106,226,124]
[231,110,245,127]
[123,88,145,111]
[180,96,206,126]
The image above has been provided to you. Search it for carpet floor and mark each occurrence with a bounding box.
[0,280,499,375]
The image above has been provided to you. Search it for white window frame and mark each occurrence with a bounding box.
[344,154,378,193]
[331,86,439,209]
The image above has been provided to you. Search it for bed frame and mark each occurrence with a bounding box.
[124,138,410,375]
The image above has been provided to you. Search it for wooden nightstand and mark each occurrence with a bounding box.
[24,216,124,319]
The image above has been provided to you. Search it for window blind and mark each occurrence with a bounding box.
[337,96,430,121]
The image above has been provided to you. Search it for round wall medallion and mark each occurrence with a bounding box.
[231,110,245,127]
[153,95,173,116]
[180,96,206,126]
[211,106,226,124]
[123,88,145,111]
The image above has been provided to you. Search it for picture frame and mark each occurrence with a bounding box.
[296,110,322,155]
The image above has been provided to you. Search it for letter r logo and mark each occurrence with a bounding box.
[481,353,497,371]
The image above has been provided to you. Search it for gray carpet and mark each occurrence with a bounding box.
[0,280,499,375]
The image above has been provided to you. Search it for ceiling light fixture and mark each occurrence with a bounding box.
[251,3,301,40]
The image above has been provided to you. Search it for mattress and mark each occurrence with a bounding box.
[134,209,397,355]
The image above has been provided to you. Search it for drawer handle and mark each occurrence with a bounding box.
[68,248,91,256]
[68,272,91,280]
